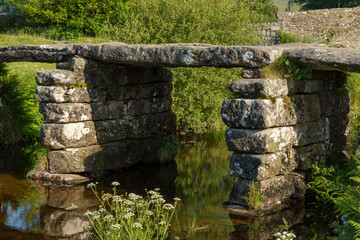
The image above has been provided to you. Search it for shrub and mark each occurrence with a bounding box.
[85,182,180,240]
[7,0,130,38]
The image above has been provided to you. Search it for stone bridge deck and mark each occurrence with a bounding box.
[1,42,360,210]
[1,43,360,71]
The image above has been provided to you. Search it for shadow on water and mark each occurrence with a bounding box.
[0,136,338,240]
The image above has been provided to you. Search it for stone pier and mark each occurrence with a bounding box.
[36,57,176,177]
[222,70,350,209]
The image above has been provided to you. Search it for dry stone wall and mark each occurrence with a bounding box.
[278,7,360,48]
[222,70,349,208]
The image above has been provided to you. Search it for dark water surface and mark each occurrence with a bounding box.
[0,136,337,240]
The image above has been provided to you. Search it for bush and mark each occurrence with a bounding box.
[7,0,129,37]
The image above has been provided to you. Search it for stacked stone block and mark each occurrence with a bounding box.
[35,57,176,175]
[222,70,349,208]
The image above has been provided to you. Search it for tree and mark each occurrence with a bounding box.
[0,0,10,12]
[294,0,360,10]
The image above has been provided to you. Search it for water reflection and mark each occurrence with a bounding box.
[0,137,337,240]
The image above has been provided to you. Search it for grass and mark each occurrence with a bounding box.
[0,33,55,46]
[273,0,301,12]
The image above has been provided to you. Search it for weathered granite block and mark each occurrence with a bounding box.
[71,57,87,73]
[290,78,322,93]
[36,82,173,103]
[221,97,296,128]
[36,70,82,86]
[225,127,296,153]
[292,95,321,123]
[40,102,118,123]
[122,82,173,100]
[329,114,349,136]
[229,150,296,180]
[40,96,172,123]
[123,96,172,116]
[48,137,175,173]
[48,140,145,173]
[94,112,176,144]
[241,68,261,79]
[294,118,330,146]
[228,172,306,207]
[41,122,97,149]
[295,142,328,170]
[42,112,175,149]
[227,79,289,98]
[320,92,350,117]
[83,66,173,87]
[36,86,106,103]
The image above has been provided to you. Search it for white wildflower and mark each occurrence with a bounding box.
[110,224,121,230]
[174,197,181,201]
[112,195,122,203]
[133,222,142,228]
[83,210,93,216]
[87,183,95,188]
[124,208,133,213]
[103,214,115,222]
[124,200,134,206]
[159,221,166,226]
[111,181,120,186]
[124,212,135,219]
[163,203,175,210]
[145,210,153,216]
[129,193,141,200]
[92,211,101,219]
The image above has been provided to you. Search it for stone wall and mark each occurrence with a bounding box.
[32,57,176,178]
[277,7,360,48]
[221,70,350,209]
[257,23,280,46]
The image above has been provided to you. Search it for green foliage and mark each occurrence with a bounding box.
[280,218,293,231]
[308,157,360,239]
[0,65,41,144]
[108,0,273,45]
[345,73,360,151]
[261,55,312,81]
[86,183,180,240]
[280,30,313,44]
[0,0,10,12]
[7,0,130,39]
[172,68,243,134]
[284,58,312,81]
[0,62,54,144]
[294,0,360,10]
[242,181,268,210]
